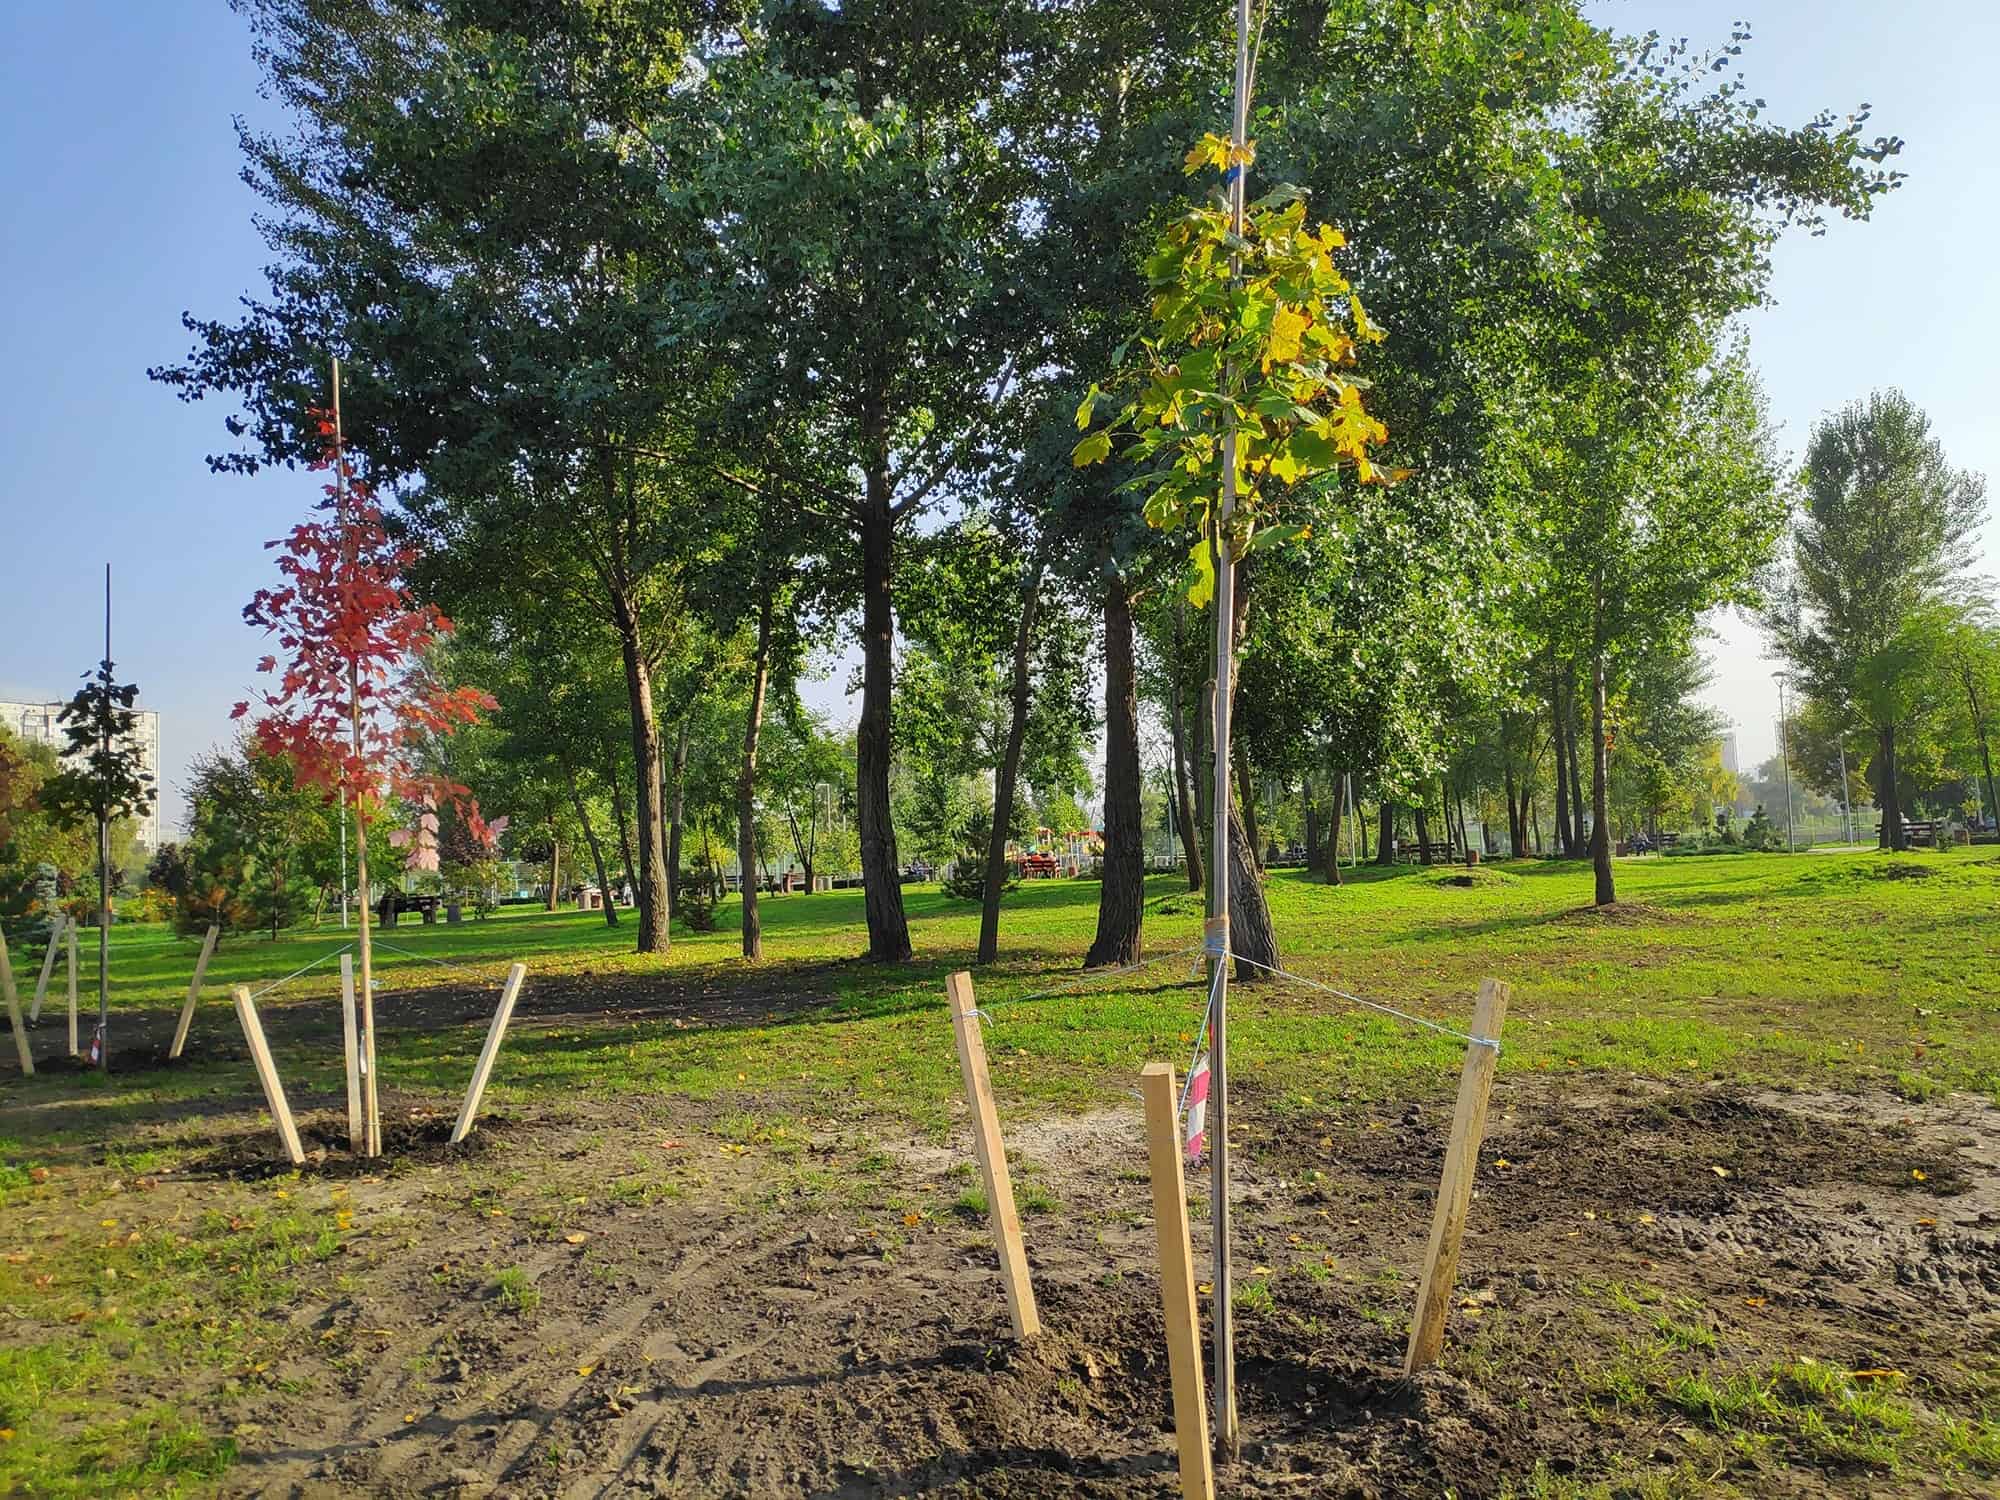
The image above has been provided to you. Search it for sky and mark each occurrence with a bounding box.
[1,2,1994,834]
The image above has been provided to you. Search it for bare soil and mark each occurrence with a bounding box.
[19,1068,1995,1498]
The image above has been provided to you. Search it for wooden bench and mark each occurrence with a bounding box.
[1880,819,1941,846]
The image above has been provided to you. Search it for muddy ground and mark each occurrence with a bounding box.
[9,1050,1996,1500]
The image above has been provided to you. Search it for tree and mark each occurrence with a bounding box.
[185,739,335,940]
[41,575,155,1067]
[1766,391,1988,849]
[236,398,490,1156]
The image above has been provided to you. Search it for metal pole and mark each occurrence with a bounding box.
[1207,0,1251,1458]
[97,564,111,1070]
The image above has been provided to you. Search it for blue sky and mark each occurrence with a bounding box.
[1,2,1993,831]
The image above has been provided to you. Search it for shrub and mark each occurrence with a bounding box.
[677,862,720,932]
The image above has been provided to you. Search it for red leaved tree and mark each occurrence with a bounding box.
[235,378,491,1155]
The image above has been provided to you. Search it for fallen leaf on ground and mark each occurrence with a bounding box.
[576,1364,596,1377]
[1711,1166,1731,1179]
[564,1233,589,1245]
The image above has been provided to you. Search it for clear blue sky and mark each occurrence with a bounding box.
[2,2,1994,832]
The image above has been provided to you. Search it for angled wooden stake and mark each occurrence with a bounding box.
[1405,977,1510,1374]
[29,920,62,1024]
[167,924,221,1060]
[339,954,363,1151]
[945,971,1041,1340]
[1141,1061,1213,1500]
[450,963,527,1145]
[1,931,31,1076]
[231,985,304,1165]
[66,921,78,1056]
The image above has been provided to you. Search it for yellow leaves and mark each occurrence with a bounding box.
[1712,1166,1732,1179]
[1317,222,1346,251]
[1491,1158,1513,1170]
[1071,430,1112,468]
[1742,1297,1767,1308]
[1350,291,1384,344]
[564,1232,590,1245]
[1850,1369,1906,1382]
[902,1212,921,1227]
[1182,133,1256,176]
[1911,1168,1927,1182]
[1262,303,1311,372]
[576,1364,596,1378]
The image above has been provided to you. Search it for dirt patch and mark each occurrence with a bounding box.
[10,1078,1999,1497]
[180,1107,532,1181]
[1553,899,1690,925]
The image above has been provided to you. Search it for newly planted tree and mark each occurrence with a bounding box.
[236,394,490,1154]
[41,568,155,1068]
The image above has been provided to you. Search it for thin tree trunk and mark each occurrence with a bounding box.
[1235,756,1264,871]
[1226,797,1277,979]
[979,551,1045,964]
[1194,679,1215,874]
[1302,777,1320,878]
[1357,790,1370,861]
[1590,647,1615,905]
[1087,568,1145,968]
[1376,800,1395,865]
[856,485,912,960]
[1414,801,1433,866]
[738,585,775,960]
[1550,659,1572,858]
[1504,758,1521,856]
[602,744,637,907]
[1168,606,1204,893]
[1324,771,1345,886]
[667,716,689,901]
[564,761,618,928]
[609,589,669,952]
[1566,689,1588,856]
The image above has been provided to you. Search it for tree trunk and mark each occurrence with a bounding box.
[738,585,775,960]
[1590,649,1616,905]
[602,744,637,908]
[1504,759,1521,856]
[1235,756,1264,871]
[1376,801,1395,865]
[564,761,618,928]
[1169,607,1203,893]
[979,552,1045,964]
[1878,724,1903,851]
[1302,778,1320,878]
[1324,771,1345,886]
[1414,801,1433,866]
[1357,791,1370,861]
[1194,680,1215,874]
[1087,569,1145,968]
[1566,693,1588,857]
[667,716,689,901]
[856,489,912,960]
[609,589,670,952]
[1227,796,1277,980]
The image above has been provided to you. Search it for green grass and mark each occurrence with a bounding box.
[13,848,2000,1139]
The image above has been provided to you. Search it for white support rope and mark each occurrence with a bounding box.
[984,943,1206,1015]
[247,941,356,1002]
[372,939,477,971]
[1223,948,1500,1053]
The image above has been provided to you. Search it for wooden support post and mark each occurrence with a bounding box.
[1141,1061,1214,1500]
[167,924,221,1060]
[1,932,31,1076]
[231,985,305,1166]
[29,920,62,1024]
[1405,977,1510,1374]
[339,954,363,1151]
[66,921,78,1056]
[944,972,1041,1340]
[450,963,527,1145]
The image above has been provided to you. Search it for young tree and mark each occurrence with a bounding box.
[1766,391,1989,849]
[236,399,490,1155]
[41,571,155,1068]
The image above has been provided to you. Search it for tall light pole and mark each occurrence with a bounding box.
[1775,674,1797,852]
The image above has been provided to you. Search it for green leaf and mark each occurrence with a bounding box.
[1071,430,1113,467]
[1247,522,1308,553]
[1186,536,1216,609]
[1074,383,1101,431]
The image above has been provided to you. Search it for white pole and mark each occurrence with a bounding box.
[1205,0,1252,1458]
[1837,737,1853,846]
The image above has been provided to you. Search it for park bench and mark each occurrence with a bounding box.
[1879,818,1941,846]
[1019,853,1059,878]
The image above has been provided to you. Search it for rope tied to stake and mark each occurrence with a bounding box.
[247,940,356,1002]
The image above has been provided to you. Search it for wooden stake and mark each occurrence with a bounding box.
[66,921,78,1056]
[29,920,62,1024]
[1,932,31,1076]
[340,954,363,1151]
[1405,978,1510,1374]
[944,972,1041,1340]
[1141,1061,1214,1500]
[231,984,305,1165]
[450,963,527,1145]
[167,924,221,1060]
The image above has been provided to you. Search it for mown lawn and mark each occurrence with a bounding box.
[9,846,1999,1139]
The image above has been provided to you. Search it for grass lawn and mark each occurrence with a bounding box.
[2,846,1997,1497]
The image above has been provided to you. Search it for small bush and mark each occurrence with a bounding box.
[676,863,720,932]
